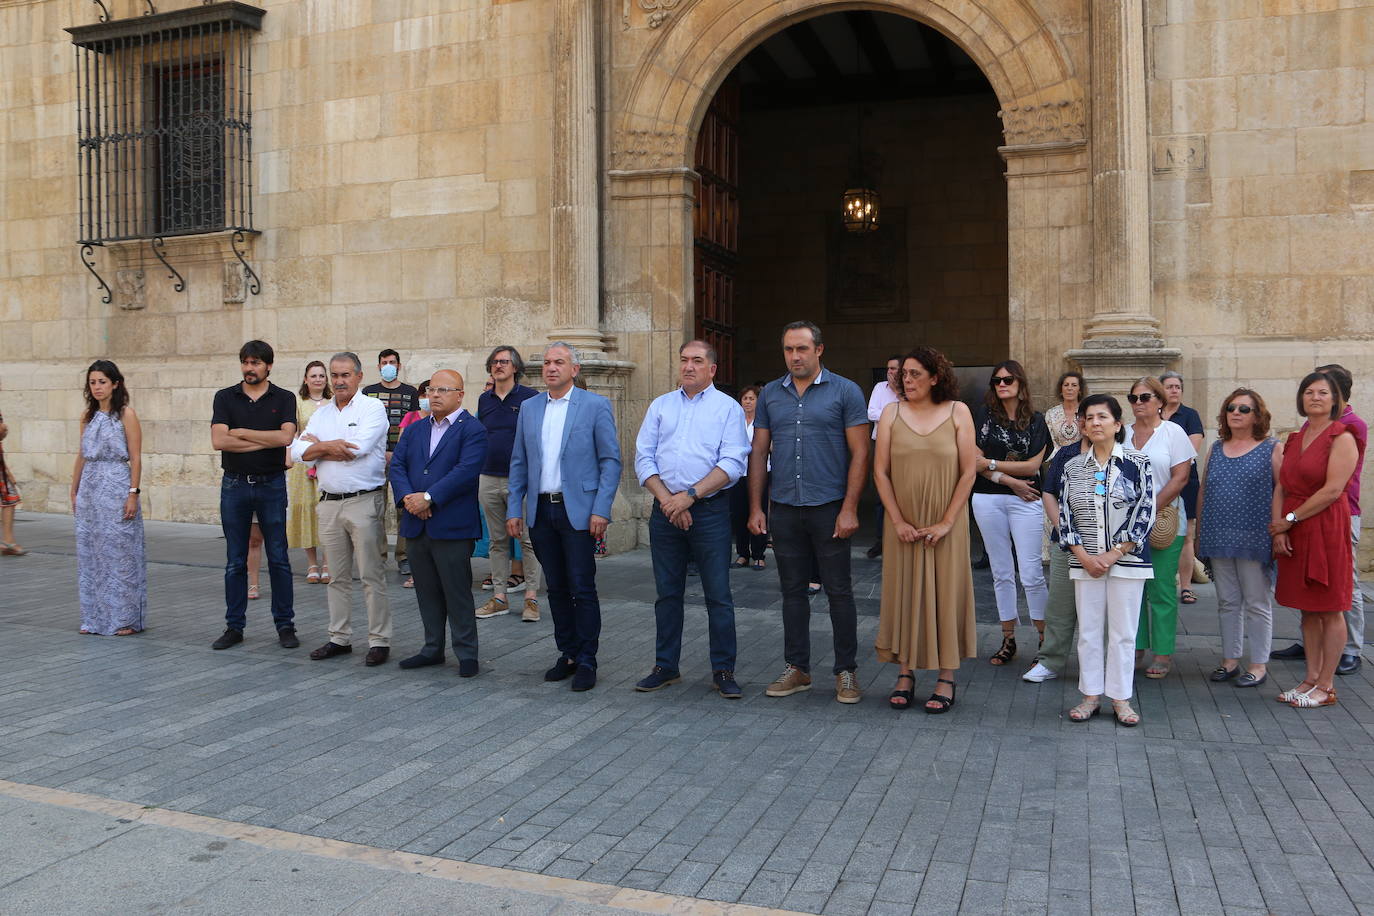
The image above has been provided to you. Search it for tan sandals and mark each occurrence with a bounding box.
[1068,697,1100,721]
[1111,700,1140,727]
[1068,696,1141,726]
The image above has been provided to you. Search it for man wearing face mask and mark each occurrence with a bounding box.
[363,349,419,577]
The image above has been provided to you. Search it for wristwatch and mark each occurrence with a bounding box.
[1285,511,1298,524]
[128,487,140,494]
[422,491,433,503]
[686,487,699,500]
[987,459,998,472]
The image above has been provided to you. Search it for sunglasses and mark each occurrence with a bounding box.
[1225,404,1254,415]
[1126,393,1155,404]
[990,376,1016,386]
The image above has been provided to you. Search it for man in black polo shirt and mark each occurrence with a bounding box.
[362,348,419,577]
[209,340,300,650]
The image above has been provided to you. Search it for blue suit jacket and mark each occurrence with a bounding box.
[388,410,488,540]
[507,387,622,530]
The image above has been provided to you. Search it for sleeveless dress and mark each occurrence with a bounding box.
[75,411,147,634]
[286,398,322,548]
[1276,422,1353,613]
[876,407,977,670]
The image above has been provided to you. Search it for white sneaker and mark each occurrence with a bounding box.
[1022,663,1058,683]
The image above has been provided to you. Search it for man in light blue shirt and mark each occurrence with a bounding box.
[634,340,751,698]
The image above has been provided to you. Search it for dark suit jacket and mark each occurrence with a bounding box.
[507,386,621,531]
[389,409,488,540]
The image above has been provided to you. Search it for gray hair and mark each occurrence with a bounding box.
[485,345,525,378]
[1158,370,1184,386]
[329,351,363,373]
[544,341,582,367]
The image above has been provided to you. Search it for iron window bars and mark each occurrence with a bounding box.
[67,2,265,301]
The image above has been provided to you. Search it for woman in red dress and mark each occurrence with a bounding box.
[1271,371,1361,708]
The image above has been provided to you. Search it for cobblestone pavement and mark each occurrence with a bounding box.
[2,510,1374,915]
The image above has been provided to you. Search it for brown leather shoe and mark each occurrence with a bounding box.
[364,647,390,667]
[309,641,351,660]
[522,598,540,622]
[476,596,510,619]
[764,665,812,697]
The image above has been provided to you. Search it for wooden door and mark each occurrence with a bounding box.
[693,76,740,388]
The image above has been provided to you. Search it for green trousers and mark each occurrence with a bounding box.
[1038,547,1076,673]
[1137,534,1184,654]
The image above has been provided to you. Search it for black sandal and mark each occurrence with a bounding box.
[506,574,526,589]
[924,679,957,714]
[990,634,1017,666]
[889,673,916,710]
[734,556,750,568]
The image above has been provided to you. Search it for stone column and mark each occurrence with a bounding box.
[549,0,604,355]
[1066,0,1179,392]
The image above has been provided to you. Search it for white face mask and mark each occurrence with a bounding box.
[379,364,399,383]
[418,398,430,413]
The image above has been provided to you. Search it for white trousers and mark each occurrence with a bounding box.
[972,492,1049,622]
[1074,575,1145,700]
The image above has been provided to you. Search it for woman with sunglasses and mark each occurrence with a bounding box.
[1058,394,1156,725]
[972,361,1051,666]
[1125,376,1196,679]
[1196,389,1281,687]
[1271,372,1360,709]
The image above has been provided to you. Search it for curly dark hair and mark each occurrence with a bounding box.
[1055,370,1086,401]
[899,347,960,404]
[83,359,129,423]
[1217,388,1272,441]
[298,360,327,400]
[983,360,1033,429]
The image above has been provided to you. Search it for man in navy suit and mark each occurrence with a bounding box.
[507,342,622,692]
[388,369,489,677]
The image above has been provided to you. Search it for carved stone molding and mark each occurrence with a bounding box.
[114,269,146,310]
[222,261,247,304]
[998,100,1086,146]
[611,129,688,170]
[639,0,681,28]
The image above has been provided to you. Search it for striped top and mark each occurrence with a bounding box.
[1058,443,1157,579]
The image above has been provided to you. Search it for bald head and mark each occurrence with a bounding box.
[427,369,465,420]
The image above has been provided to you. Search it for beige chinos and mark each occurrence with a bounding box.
[318,489,392,647]
[479,473,541,596]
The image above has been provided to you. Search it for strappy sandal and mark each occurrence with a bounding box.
[889,673,916,710]
[990,634,1016,666]
[481,575,494,590]
[1180,589,1198,605]
[319,566,331,584]
[1276,682,1314,703]
[306,565,322,584]
[923,679,956,714]
[734,556,750,568]
[1145,658,1171,679]
[1068,697,1101,721]
[0,542,26,556]
[506,574,525,589]
[115,627,138,637]
[402,576,414,589]
[1112,699,1141,727]
[1290,685,1337,708]
[752,559,765,570]
[248,585,260,600]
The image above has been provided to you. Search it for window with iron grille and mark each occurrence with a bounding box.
[66,3,264,246]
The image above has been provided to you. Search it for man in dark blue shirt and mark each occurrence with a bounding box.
[748,321,870,704]
[476,346,543,621]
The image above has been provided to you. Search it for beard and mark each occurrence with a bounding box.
[243,368,270,383]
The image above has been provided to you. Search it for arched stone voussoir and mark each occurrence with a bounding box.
[613,0,1082,171]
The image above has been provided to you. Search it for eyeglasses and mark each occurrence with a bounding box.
[429,387,463,395]
[1093,469,1107,496]
[990,376,1016,386]
[1225,404,1254,414]
[1126,393,1155,403]
[489,359,512,366]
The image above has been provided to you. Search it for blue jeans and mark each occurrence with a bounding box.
[529,498,601,669]
[650,494,736,672]
[221,473,294,631]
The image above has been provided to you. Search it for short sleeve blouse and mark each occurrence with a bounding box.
[1125,420,1197,520]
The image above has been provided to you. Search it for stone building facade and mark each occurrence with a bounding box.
[0,0,1370,562]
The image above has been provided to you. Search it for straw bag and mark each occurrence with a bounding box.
[1148,504,1179,550]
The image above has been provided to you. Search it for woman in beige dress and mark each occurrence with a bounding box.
[287,361,329,583]
[874,346,979,713]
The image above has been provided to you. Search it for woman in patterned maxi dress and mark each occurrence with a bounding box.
[71,360,147,635]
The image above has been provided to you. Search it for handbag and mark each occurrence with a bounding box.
[1149,503,1179,550]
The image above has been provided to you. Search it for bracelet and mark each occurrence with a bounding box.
[990,470,1005,485]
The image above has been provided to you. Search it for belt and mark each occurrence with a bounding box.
[319,485,385,501]
[224,471,283,483]
[538,492,564,504]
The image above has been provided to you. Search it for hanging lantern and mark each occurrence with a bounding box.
[842,185,880,233]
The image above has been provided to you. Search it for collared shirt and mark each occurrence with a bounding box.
[478,383,540,476]
[428,412,454,457]
[290,392,389,494]
[754,367,868,507]
[867,381,900,440]
[1058,442,1156,579]
[539,389,573,493]
[210,382,298,476]
[635,383,750,494]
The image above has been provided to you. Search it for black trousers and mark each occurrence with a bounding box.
[407,533,477,661]
[770,500,858,674]
[729,475,769,561]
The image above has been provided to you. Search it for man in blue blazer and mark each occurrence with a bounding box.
[507,342,622,691]
[388,369,489,677]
